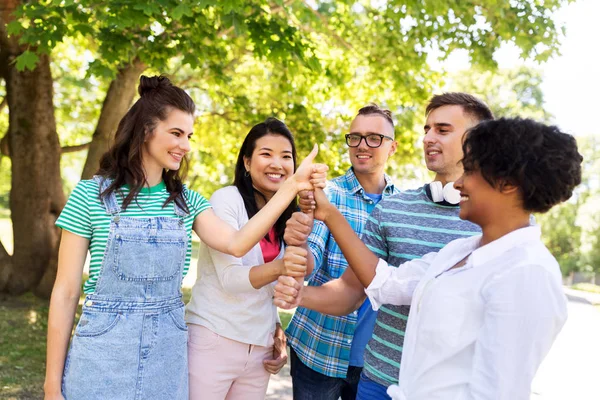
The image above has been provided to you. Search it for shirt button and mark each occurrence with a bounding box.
[347,339,352,344]
[85,300,93,307]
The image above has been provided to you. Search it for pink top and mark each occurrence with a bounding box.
[260,227,280,263]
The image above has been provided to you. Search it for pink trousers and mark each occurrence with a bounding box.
[188,324,273,400]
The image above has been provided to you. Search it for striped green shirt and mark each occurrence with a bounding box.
[56,179,211,294]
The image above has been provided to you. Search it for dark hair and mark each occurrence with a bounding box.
[357,103,394,128]
[426,92,494,123]
[461,117,582,213]
[233,117,298,243]
[96,75,195,211]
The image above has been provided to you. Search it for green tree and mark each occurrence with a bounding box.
[536,201,583,276]
[0,0,572,296]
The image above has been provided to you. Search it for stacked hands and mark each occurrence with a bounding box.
[275,188,333,309]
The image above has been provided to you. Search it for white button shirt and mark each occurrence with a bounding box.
[365,226,567,400]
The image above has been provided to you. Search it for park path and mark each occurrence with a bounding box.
[265,294,600,400]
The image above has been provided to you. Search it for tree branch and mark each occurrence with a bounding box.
[61,142,91,154]
[300,1,353,51]
[216,0,296,39]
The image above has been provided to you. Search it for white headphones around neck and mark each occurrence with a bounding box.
[429,181,461,205]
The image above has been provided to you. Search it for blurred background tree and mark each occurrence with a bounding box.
[0,0,578,296]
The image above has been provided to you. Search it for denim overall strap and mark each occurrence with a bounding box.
[173,191,189,218]
[93,175,120,215]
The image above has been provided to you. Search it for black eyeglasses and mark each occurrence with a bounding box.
[345,133,393,148]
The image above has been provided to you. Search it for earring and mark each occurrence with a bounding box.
[245,170,250,178]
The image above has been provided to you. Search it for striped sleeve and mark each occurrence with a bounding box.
[186,188,212,219]
[56,180,93,239]
[363,203,388,260]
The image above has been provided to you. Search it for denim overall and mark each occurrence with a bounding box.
[62,177,189,399]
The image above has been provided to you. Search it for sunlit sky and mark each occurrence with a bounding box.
[436,0,599,137]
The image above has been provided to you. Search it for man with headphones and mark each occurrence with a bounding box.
[277,92,494,399]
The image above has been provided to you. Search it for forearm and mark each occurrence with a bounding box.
[323,209,379,288]
[44,287,80,395]
[249,260,284,289]
[301,281,365,316]
[228,180,297,257]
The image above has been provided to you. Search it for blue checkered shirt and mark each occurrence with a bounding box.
[285,168,397,378]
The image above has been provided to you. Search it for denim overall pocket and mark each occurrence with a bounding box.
[75,310,121,338]
[112,229,186,282]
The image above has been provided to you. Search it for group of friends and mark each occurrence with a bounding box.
[43,75,583,400]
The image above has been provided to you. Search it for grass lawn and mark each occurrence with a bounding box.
[0,293,51,400]
[0,290,293,399]
[571,282,600,294]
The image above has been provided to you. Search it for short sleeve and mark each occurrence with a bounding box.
[56,181,93,239]
[185,188,212,219]
[363,203,388,261]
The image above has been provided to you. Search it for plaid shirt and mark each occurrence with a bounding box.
[286,168,397,378]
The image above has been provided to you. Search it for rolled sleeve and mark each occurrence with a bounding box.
[365,253,434,310]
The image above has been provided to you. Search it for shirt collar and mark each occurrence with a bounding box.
[470,225,542,268]
[341,167,395,196]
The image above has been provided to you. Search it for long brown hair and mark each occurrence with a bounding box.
[96,75,195,211]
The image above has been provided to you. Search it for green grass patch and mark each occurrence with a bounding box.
[0,293,50,400]
[571,283,600,294]
[279,310,293,330]
[0,289,294,399]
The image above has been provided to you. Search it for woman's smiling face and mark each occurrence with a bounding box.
[244,133,295,201]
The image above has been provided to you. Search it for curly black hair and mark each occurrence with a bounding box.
[461,117,583,213]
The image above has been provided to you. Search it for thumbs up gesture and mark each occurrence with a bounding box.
[290,144,328,193]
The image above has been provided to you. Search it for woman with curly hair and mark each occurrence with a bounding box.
[276,117,583,400]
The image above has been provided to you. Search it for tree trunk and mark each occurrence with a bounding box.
[81,59,146,179]
[0,54,65,296]
[0,1,65,297]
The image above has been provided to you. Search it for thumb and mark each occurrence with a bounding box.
[298,144,318,169]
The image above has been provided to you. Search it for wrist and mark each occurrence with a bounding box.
[284,175,300,194]
[276,260,286,277]
[322,203,335,224]
[44,380,61,395]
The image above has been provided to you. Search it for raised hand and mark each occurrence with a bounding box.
[311,188,333,222]
[273,275,303,309]
[281,245,308,278]
[284,211,314,246]
[290,144,329,192]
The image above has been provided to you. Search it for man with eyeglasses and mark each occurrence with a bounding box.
[285,104,399,400]
[279,93,494,399]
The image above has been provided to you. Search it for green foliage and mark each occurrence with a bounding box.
[537,201,583,276]
[576,136,600,274]
[534,134,599,277]
[584,217,600,274]
[444,67,551,121]
[4,0,573,194]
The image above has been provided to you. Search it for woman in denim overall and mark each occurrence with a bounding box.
[62,175,191,399]
[44,75,327,400]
